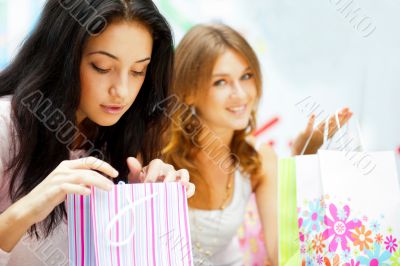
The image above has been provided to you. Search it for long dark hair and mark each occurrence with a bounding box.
[0,0,173,238]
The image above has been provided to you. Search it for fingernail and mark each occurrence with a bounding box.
[113,170,119,176]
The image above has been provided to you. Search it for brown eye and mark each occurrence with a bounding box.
[213,79,227,87]
[241,73,254,80]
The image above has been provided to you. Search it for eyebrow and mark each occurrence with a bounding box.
[88,51,151,63]
[212,66,252,77]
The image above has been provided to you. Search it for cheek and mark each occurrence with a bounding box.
[80,65,94,96]
[207,89,230,109]
[79,67,104,112]
[246,84,258,103]
[131,78,145,96]
[123,79,143,107]
[80,67,106,99]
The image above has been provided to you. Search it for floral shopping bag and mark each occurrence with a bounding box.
[296,151,400,265]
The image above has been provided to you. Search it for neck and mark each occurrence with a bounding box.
[196,125,235,171]
[72,119,96,150]
[198,124,234,147]
[76,108,87,125]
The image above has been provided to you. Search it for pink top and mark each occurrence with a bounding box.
[0,96,83,266]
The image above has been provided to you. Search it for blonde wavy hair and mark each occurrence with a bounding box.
[163,24,263,208]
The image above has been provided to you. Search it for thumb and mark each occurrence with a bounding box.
[127,157,143,183]
[305,114,316,135]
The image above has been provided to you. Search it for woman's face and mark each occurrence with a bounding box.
[78,20,153,126]
[195,49,257,133]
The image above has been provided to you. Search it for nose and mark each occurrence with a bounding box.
[230,81,247,99]
[109,73,129,99]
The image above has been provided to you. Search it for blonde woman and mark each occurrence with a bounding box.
[163,24,351,265]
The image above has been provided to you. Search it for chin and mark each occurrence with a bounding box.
[230,122,249,131]
[229,117,251,131]
[91,116,121,127]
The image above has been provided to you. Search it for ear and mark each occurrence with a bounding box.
[185,94,195,105]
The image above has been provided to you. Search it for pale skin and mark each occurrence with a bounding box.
[190,48,351,265]
[0,21,194,252]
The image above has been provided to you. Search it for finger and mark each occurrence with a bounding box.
[304,114,315,135]
[188,183,196,198]
[127,157,143,183]
[143,159,163,182]
[175,169,190,183]
[161,163,176,181]
[139,170,146,182]
[340,107,350,114]
[65,169,114,191]
[327,115,339,138]
[63,157,119,178]
[339,111,353,127]
[338,115,349,127]
[328,110,351,138]
[316,119,326,134]
[347,111,353,120]
[161,164,177,182]
[130,166,147,183]
[317,113,338,139]
[59,183,91,195]
[180,181,195,198]
[163,170,176,182]
[336,107,350,120]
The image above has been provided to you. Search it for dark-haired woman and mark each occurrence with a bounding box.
[0,1,194,265]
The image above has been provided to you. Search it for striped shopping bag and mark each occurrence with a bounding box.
[67,182,193,266]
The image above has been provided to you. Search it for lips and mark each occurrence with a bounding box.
[226,104,247,115]
[100,104,125,114]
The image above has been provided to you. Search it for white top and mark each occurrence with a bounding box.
[0,95,82,266]
[189,170,252,265]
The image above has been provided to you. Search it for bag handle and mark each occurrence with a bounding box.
[301,110,365,155]
[324,110,341,149]
[105,181,159,247]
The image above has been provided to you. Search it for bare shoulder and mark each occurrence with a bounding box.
[257,143,277,184]
[246,140,277,191]
[258,143,277,165]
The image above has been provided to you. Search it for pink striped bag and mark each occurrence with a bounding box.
[67,182,193,266]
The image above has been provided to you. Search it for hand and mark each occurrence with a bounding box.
[21,157,118,225]
[126,157,195,198]
[264,260,273,266]
[291,107,353,155]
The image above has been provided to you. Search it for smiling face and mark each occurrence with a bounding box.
[194,48,258,133]
[77,20,153,126]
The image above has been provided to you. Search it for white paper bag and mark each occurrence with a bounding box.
[295,150,400,265]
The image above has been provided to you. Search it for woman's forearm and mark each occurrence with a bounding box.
[257,190,278,266]
[255,144,279,265]
[0,198,34,252]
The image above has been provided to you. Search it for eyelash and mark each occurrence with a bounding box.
[214,80,226,86]
[91,63,146,77]
[131,70,146,77]
[91,63,109,74]
[241,73,254,80]
[213,73,254,86]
